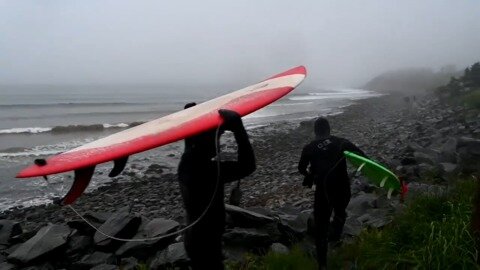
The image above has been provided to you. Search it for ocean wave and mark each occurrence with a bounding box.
[0,127,52,134]
[269,102,313,107]
[0,102,153,108]
[0,139,93,158]
[0,122,141,135]
[1,109,168,120]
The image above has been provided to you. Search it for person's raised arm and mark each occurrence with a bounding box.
[217,109,256,180]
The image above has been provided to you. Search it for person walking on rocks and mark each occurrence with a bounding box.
[178,103,256,270]
[298,117,367,269]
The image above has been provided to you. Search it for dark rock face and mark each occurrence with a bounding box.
[0,220,22,248]
[223,228,272,248]
[93,210,141,249]
[7,224,71,265]
[149,242,189,270]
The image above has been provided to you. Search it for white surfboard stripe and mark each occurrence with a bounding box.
[70,73,305,152]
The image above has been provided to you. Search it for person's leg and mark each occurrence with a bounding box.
[314,191,333,269]
[329,191,350,242]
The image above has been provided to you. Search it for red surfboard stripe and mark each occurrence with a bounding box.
[265,66,306,80]
[16,86,295,178]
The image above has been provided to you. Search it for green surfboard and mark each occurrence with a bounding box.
[344,151,401,198]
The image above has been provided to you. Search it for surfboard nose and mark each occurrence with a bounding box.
[267,66,307,80]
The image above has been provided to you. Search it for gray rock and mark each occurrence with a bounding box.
[119,257,138,270]
[149,242,189,270]
[223,228,272,248]
[66,234,92,256]
[225,204,274,227]
[270,243,289,254]
[456,137,480,173]
[439,137,457,163]
[0,220,22,246]
[90,264,118,270]
[19,263,54,270]
[67,212,113,235]
[278,211,311,240]
[94,210,141,248]
[223,246,249,262]
[115,218,179,258]
[413,150,438,165]
[358,209,392,228]
[75,252,115,269]
[7,224,71,264]
[0,262,16,270]
[343,217,362,237]
[347,193,377,216]
[439,163,458,174]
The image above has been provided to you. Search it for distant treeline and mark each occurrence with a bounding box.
[436,62,480,97]
[363,65,460,93]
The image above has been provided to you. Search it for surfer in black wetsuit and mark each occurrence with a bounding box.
[298,117,366,269]
[177,103,256,270]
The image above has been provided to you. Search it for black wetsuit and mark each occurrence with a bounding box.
[178,114,255,270]
[298,135,365,267]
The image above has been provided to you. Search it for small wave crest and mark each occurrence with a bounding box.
[0,127,52,134]
[0,122,142,135]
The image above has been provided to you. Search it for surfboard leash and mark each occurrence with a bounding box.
[42,125,224,242]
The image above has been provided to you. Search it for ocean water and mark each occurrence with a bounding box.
[0,84,380,211]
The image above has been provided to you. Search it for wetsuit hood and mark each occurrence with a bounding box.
[314,117,330,138]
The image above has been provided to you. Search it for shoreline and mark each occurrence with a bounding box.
[1,91,479,268]
[0,94,401,230]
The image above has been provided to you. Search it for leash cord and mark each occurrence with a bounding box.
[57,125,223,242]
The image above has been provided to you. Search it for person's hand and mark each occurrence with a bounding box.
[302,174,314,188]
[218,109,243,131]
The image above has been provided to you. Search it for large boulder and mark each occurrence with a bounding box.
[149,242,189,270]
[225,204,274,227]
[94,209,141,249]
[0,220,22,248]
[7,224,72,265]
[115,218,180,259]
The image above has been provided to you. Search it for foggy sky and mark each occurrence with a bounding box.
[1,0,479,88]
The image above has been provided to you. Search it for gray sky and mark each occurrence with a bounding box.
[1,0,479,88]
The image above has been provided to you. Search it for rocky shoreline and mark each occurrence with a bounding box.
[1,93,479,269]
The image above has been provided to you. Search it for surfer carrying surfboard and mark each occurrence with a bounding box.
[177,105,256,270]
[298,117,367,269]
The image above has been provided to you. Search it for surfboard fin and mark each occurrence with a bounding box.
[58,166,96,205]
[108,156,129,177]
[380,176,388,188]
[387,188,393,199]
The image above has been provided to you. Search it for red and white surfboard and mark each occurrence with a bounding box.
[17,66,307,204]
